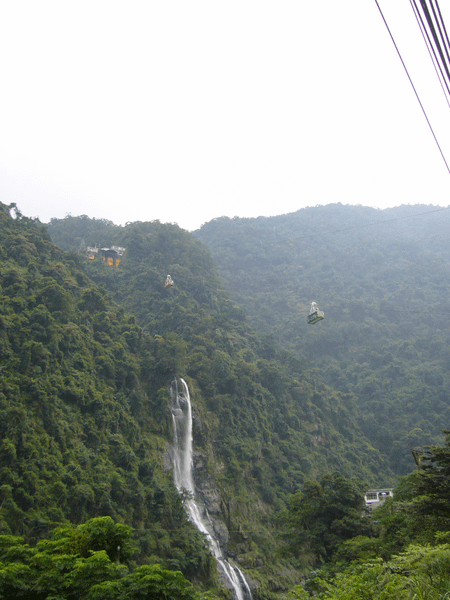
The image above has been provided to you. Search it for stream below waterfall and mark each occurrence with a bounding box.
[171,378,252,600]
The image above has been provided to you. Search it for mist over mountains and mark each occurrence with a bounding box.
[1,201,449,598]
[195,203,450,474]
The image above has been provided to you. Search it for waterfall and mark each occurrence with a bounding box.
[171,378,252,600]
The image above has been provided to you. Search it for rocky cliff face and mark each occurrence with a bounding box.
[164,442,230,552]
[192,451,230,552]
[164,442,256,595]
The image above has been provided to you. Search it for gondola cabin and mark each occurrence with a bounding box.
[307,301,324,325]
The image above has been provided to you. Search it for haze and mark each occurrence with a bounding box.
[1,0,450,231]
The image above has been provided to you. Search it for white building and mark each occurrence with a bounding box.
[364,488,394,511]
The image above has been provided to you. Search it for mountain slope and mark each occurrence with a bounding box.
[0,204,214,583]
[194,203,450,474]
[44,213,394,594]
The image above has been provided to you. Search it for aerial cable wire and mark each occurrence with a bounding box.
[412,0,450,104]
[418,0,450,86]
[411,0,450,93]
[297,205,449,240]
[427,0,450,73]
[373,0,450,175]
[424,0,450,95]
[434,0,450,58]
[409,0,450,105]
[427,0,450,92]
[411,0,450,104]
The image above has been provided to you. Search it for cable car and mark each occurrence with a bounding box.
[165,274,174,288]
[307,301,324,325]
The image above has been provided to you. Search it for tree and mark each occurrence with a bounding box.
[309,543,450,600]
[412,431,450,524]
[282,472,372,565]
[39,517,134,563]
[0,518,213,600]
[88,564,202,600]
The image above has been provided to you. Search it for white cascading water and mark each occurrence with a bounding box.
[171,378,252,600]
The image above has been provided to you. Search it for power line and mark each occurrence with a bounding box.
[374,0,450,175]
[415,0,450,90]
[409,0,450,106]
[430,0,450,72]
[426,0,450,79]
[434,0,450,58]
[299,205,449,240]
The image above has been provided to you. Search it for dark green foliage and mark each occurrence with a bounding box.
[370,430,450,556]
[411,430,450,520]
[270,436,450,598]
[47,214,122,254]
[7,203,450,597]
[46,215,392,509]
[301,544,450,600]
[280,472,372,566]
[194,205,450,474]
[288,433,450,598]
[46,211,393,594]
[0,203,213,584]
[0,516,211,599]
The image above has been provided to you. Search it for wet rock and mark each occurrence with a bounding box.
[163,444,174,472]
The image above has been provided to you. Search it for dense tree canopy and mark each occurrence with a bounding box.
[281,472,371,565]
[0,204,214,588]
[8,203,448,598]
[284,433,450,599]
[195,204,450,474]
[0,516,212,600]
[44,210,396,596]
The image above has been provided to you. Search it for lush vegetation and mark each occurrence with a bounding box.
[282,432,450,599]
[280,472,372,566]
[0,202,447,598]
[46,211,395,596]
[195,204,450,475]
[0,204,214,592]
[0,515,215,599]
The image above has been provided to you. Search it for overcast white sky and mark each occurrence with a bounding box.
[1,1,450,231]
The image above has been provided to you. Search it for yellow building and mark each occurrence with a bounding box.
[85,245,125,267]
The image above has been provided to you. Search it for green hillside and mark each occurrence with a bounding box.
[1,202,449,597]
[194,204,450,474]
[0,204,214,587]
[5,200,450,596]
[42,211,395,594]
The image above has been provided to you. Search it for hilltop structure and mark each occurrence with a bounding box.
[85,245,126,267]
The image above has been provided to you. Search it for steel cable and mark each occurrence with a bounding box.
[374,0,450,175]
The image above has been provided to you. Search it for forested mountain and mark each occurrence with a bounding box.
[4,202,450,597]
[0,204,394,598]
[194,204,450,475]
[46,213,391,486]
[0,204,216,585]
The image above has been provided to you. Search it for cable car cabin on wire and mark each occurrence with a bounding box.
[307,301,324,325]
